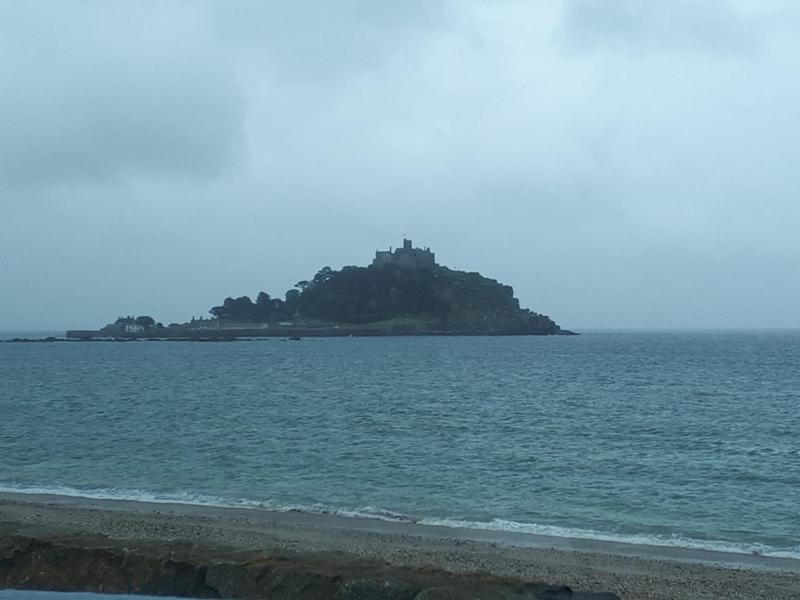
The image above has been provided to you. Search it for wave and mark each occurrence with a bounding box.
[1,482,797,561]
[415,516,800,560]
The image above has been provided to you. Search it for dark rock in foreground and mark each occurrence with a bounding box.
[0,534,619,600]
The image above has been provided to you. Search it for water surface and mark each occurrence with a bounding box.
[1,332,798,557]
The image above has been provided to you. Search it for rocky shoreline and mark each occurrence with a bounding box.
[1,534,618,600]
[1,494,799,600]
[61,327,578,340]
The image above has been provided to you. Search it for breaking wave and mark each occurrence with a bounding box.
[1,482,797,561]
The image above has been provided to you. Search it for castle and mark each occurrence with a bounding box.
[373,239,436,269]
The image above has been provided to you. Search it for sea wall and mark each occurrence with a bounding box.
[0,534,618,600]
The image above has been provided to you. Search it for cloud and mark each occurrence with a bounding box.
[2,1,800,329]
[560,0,757,54]
[0,2,245,188]
[206,0,448,81]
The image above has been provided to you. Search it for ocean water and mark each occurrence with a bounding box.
[0,332,798,558]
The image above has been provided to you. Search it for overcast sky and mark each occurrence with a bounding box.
[2,0,799,331]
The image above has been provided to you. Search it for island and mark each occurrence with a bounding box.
[67,239,575,339]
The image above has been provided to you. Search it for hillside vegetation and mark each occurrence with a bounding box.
[209,263,564,335]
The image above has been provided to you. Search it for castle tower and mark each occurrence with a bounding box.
[373,239,436,268]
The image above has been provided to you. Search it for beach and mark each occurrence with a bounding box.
[1,492,798,600]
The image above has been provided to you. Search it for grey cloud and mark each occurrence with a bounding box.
[0,2,245,188]
[206,0,448,80]
[2,1,800,330]
[560,0,756,54]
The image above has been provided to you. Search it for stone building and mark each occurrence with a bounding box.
[373,239,436,269]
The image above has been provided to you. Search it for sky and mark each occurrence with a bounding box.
[1,0,799,331]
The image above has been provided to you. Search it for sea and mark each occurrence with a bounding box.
[0,331,798,559]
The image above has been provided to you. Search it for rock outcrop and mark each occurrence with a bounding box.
[0,534,619,600]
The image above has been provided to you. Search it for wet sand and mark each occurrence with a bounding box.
[1,492,798,599]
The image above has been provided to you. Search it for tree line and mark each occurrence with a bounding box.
[207,263,559,333]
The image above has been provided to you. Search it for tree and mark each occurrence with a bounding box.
[210,296,257,321]
[255,291,274,322]
[205,261,560,333]
[135,315,156,329]
[313,266,334,284]
[256,291,272,306]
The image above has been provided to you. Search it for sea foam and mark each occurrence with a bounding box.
[2,482,797,561]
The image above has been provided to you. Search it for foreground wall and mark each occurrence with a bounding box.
[0,534,617,600]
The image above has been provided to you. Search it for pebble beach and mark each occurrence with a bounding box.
[1,492,798,600]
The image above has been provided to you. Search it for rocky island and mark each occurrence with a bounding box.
[67,240,574,339]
